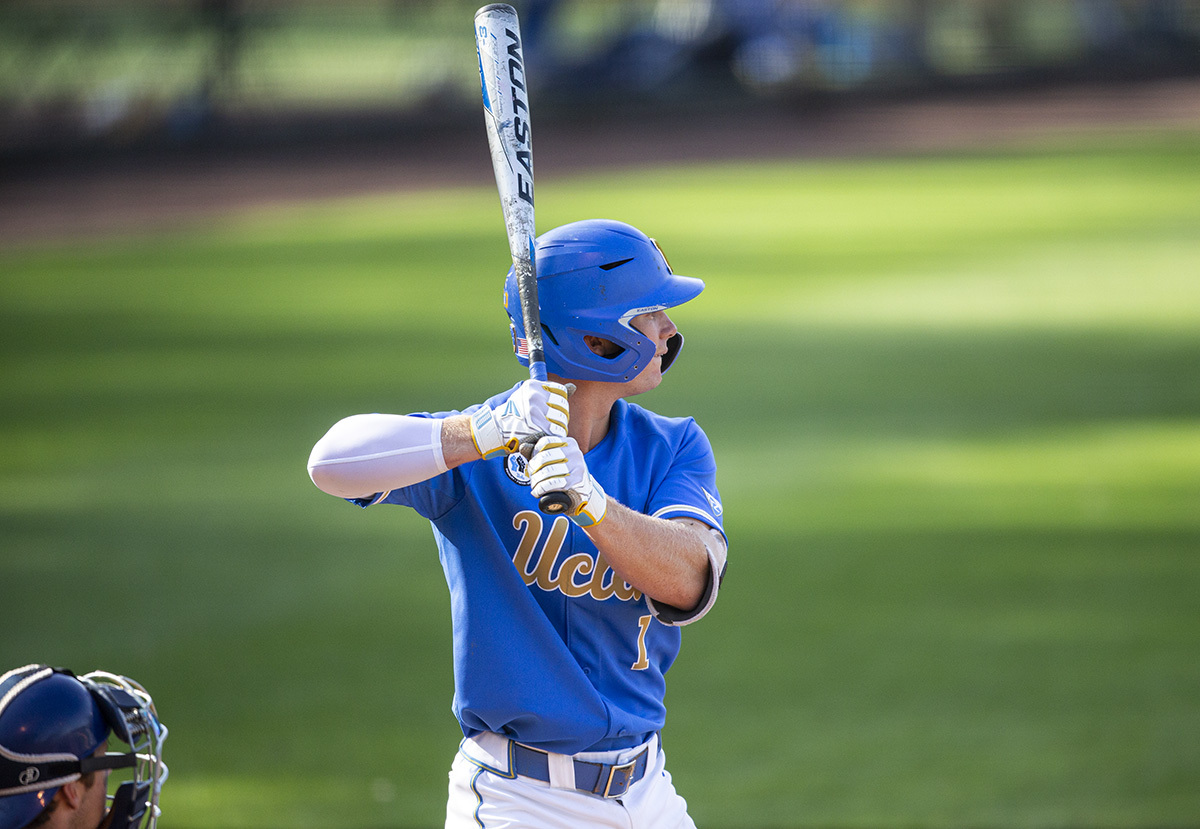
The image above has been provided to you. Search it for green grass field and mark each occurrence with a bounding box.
[2,132,1199,828]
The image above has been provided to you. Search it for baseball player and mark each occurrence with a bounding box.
[308,219,727,828]
[0,665,168,829]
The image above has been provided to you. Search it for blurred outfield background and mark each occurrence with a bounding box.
[3,0,1200,158]
[3,2,1200,828]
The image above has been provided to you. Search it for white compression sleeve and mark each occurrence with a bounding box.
[308,414,448,499]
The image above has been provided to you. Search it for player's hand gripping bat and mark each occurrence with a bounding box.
[474,3,572,515]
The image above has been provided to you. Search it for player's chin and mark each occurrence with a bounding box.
[626,358,664,395]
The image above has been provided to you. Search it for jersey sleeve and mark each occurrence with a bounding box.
[646,420,724,528]
[369,462,474,520]
[342,386,524,517]
[644,418,728,627]
[348,408,478,521]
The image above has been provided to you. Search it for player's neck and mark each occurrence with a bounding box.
[564,382,617,453]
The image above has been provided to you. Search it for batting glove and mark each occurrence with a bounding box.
[528,436,608,527]
[470,380,570,460]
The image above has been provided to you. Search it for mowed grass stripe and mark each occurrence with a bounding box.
[1,133,1197,827]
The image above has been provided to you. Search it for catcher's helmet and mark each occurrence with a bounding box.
[0,666,168,829]
[505,219,704,382]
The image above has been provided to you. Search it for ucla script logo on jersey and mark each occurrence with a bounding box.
[511,510,642,603]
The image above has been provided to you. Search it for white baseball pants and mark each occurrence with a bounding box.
[445,732,697,829]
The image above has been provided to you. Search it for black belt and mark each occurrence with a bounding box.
[510,741,651,799]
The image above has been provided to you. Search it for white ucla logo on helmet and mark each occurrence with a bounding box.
[505,452,531,486]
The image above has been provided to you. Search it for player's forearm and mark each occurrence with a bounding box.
[584,502,710,610]
[308,414,481,498]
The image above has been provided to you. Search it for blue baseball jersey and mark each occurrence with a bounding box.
[357,386,725,755]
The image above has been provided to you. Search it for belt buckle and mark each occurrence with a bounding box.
[602,759,638,799]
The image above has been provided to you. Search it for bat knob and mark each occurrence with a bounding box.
[538,491,574,515]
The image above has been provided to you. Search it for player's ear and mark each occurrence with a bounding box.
[57,778,86,809]
[584,335,622,358]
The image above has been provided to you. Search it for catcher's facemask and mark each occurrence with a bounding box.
[0,666,169,829]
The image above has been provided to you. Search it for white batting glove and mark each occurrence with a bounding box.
[469,380,570,460]
[528,435,608,527]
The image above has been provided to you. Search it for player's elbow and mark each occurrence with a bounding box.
[307,458,368,499]
[307,454,367,499]
[307,413,447,498]
[307,418,375,499]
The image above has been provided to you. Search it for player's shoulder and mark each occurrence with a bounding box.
[619,399,699,428]
[617,400,710,448]
[406,384,522,420]
[482,383,523,409]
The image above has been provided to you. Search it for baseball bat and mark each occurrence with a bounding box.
[475,3,572,515]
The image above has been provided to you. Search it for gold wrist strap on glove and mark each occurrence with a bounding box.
[570,477,608,527]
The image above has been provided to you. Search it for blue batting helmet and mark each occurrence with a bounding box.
[0,666,168,829]
[504,219,705,382]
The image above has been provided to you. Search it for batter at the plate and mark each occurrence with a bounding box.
[308,219,728,829]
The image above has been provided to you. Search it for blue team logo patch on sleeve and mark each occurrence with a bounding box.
[505,452,532,486]
[703,487,723,517]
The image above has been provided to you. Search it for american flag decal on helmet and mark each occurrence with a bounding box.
[510,323,529,358]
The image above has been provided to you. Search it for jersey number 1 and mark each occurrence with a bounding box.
[631,614,652,671]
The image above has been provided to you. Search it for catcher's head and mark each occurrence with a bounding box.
[0,666,168,829]
[505,219,704,383]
